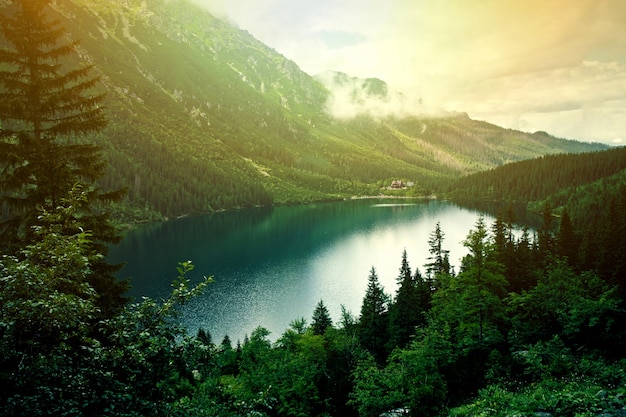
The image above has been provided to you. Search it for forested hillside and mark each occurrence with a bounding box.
[448,145,626,292]
[448,146,626,204]
[44,0,604,220]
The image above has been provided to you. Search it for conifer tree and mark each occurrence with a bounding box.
[511,225,537,292]
[358,267,389,361]
[388,249,423,349]
[424,221,451,282]
[537,203,557,265]
[311,299,333,335]
[458,215,508,348]
[556,209,579,267]
[197,327,213,346]
[0,0,127,311]
[491,208,519,283]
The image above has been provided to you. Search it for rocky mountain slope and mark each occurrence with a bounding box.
[43,0,605,218]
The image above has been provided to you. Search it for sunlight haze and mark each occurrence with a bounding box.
[194,0,626,145]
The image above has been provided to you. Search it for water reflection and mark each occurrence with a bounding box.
[109,199,504,341]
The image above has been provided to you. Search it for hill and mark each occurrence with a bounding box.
[447,146,626,210]
[44,0,606,219]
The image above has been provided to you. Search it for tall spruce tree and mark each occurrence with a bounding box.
[458,215,508,348]
[388,249,423,349]
[358,266,389,362]
[424,221,451,283]
[537,202,557,265]
[311,299,333,336]
[556,209,579,267]
[0,0,127,311]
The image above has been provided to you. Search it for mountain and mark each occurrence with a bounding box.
[42,0,606,219]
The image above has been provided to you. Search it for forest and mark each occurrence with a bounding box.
[448,147,626,206]
[1,0,625,415]
[2,188,625,416]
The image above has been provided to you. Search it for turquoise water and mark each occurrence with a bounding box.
[109,199,496,341]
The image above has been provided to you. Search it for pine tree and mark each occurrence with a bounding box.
[511,225,537,292]
[197,327,213,346]
[0,0,127,311]
[556,209,579,267]
[459,215,508,348]
[311,299,333,336]
[388,249,423,349]
[424,221,451,283]
[358,267,389,362]
[537,202,557,265]
[491,208,519,283]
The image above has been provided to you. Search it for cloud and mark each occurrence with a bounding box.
[315,71,438,120]
[190,0,626,143]
[453,60,626,143]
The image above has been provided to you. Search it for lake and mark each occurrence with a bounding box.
[108,199,507,342]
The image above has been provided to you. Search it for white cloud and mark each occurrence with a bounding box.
[191,0,626,144]
[453,60,626,144]
[315,71,441,120]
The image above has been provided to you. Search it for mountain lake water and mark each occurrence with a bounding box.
[108,199,519,342]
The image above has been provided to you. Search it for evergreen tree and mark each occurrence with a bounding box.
[491,214,507,257]
[458,215,508,348]
[0,0,127,311]
[311,299,333,335]
[537,202,557,265]
[556,209,579,267]
[219,334,239,375]
[388,249,423,349]
[511,225,538,292]
[358,266,389,362]
[414,267,433,324]
[221,334,233,351]
[424,221,451,283]
[491,208,519,285]
[197,327,213,346]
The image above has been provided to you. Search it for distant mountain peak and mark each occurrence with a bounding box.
[315,70,444,120]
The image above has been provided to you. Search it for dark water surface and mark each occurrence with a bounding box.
[109,199,498,341]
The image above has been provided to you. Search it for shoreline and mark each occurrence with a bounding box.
[113,193,439,234]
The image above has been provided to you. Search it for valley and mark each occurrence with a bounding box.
[52,0,605,221]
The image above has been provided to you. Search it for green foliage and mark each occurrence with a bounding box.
[2,2,625,416]
[358,267,390,362]
[207,207,621,417]
[0,0,110,239]
[3,184,626,416]
[449,354,626,417]
[350,353,402,417]
[429,216,507,360]
[388,250,430,349]
[0,200,212,416]
[351,329,449,417]
[0,0,127,312]
[311,299,333,336]
[449,147,625,203]
[424,221,451,280]
[508,261,620,350]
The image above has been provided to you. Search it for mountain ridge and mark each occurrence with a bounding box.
[41,0,607,219]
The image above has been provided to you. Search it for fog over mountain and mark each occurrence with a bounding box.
[191,0,626,145]
[314,71,444,120]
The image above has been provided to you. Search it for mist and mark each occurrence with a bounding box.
[315,71,444,120]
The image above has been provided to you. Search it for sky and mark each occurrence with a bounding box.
[193,0,626,145]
